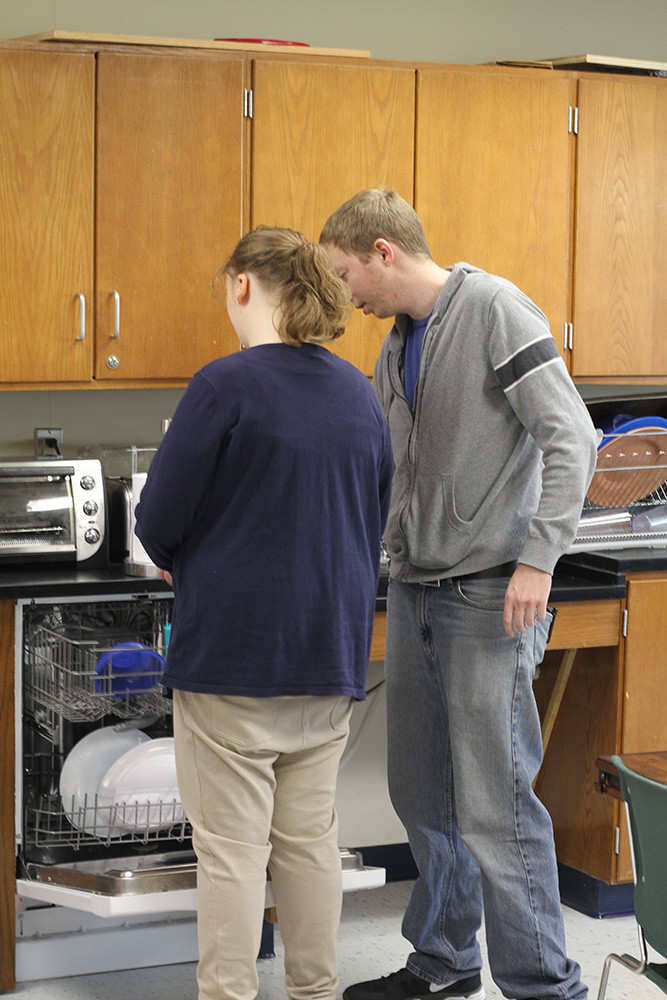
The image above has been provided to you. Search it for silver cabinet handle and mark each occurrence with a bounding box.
[76,293,86,341]
[111,289,120,338]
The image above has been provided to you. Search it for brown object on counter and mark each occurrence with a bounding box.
[587,429,667,506]
[595,752,667,800]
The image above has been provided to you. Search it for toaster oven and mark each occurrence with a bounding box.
[0,459,107,568]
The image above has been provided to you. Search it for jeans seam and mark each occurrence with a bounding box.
[415,589,458,973]
[511,630,559,994]
[435,742,459,970]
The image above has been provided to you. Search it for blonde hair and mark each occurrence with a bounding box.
[320,189,433,261]
[214,226,351,346]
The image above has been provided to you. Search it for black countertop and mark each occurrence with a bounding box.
[0,564,172,601]
[560,547,667,586]
[0,555,645,607]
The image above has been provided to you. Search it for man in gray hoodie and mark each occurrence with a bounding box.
[321,190,597,1000]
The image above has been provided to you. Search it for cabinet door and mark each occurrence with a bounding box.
[95,52,245,381]
[0,49,94,383]
[616,572,667,880]
[415,68,573,359]
[571,78,667,377]
[250,59,415,376]
[622,573,667,751]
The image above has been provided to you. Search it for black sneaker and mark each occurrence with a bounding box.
[342,967,485,1000]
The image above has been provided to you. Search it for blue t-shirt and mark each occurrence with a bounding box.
[404,313,432,406]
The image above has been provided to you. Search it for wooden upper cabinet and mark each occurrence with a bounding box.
[415,68,574,359]
[250,58,415,376]
[571,78,667,377]
[95,51,245,380]
[0,49,94,383]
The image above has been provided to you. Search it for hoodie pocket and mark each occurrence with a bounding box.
[402,472,474,569]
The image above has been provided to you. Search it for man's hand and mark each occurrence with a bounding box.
[503,563,552,638]
[158,567,173,588]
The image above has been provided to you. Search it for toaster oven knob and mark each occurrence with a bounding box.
[84,527,101,545]
[80,475,96,491]
[83,499,99,516]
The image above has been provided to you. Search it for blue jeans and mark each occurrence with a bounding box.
[385,577,586,1000]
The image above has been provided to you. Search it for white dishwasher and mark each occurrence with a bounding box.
[14,593,384,981]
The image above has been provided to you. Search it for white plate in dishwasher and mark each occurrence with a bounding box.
[97,737,185,833]
[60,727,151,837]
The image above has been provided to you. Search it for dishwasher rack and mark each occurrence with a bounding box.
[23,599,173,733]
[23,746,191,853]
[20,596,189,864]
[570,427,667,552]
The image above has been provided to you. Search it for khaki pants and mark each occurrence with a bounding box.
[173,690,353,1000]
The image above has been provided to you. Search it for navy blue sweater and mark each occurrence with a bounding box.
[135,343,393,700]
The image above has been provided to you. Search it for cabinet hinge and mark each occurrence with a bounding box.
[614,826,620,855]
[568,105,579,135]
[563,322,573,351]
[243,88,254,119]
[622,608,628,637]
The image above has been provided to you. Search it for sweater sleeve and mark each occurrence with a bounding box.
[488,286,597,573]
[134,372,225,571]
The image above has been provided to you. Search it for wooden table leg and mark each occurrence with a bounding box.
[533,647,578,789]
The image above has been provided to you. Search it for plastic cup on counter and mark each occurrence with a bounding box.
[576,507,632,536]
[631,504,667,534]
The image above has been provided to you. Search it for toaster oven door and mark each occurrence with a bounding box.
[0,473,75,561]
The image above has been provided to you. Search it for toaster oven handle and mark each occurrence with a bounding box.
[0,466,76,478]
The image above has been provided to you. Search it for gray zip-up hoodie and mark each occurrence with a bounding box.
[373,263,597,582]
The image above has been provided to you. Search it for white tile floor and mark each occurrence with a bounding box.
[7,880,660,999]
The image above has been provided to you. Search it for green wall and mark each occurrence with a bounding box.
[1,0,666,65]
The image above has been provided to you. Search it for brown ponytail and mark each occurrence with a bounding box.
[214,226,351,346]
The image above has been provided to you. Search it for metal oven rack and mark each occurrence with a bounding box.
[569,428,667,552]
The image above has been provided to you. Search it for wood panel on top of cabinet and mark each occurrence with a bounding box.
[414,67,575,360]
[0,48,94,384]
[571,76,667,378]
[94,51,245,380]
[250,58,415,376]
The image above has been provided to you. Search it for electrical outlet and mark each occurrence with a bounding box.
[34,428,64,458]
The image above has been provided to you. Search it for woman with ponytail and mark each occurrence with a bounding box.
[136,226,393,1000]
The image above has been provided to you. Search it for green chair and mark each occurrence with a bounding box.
[596,755,667,999]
